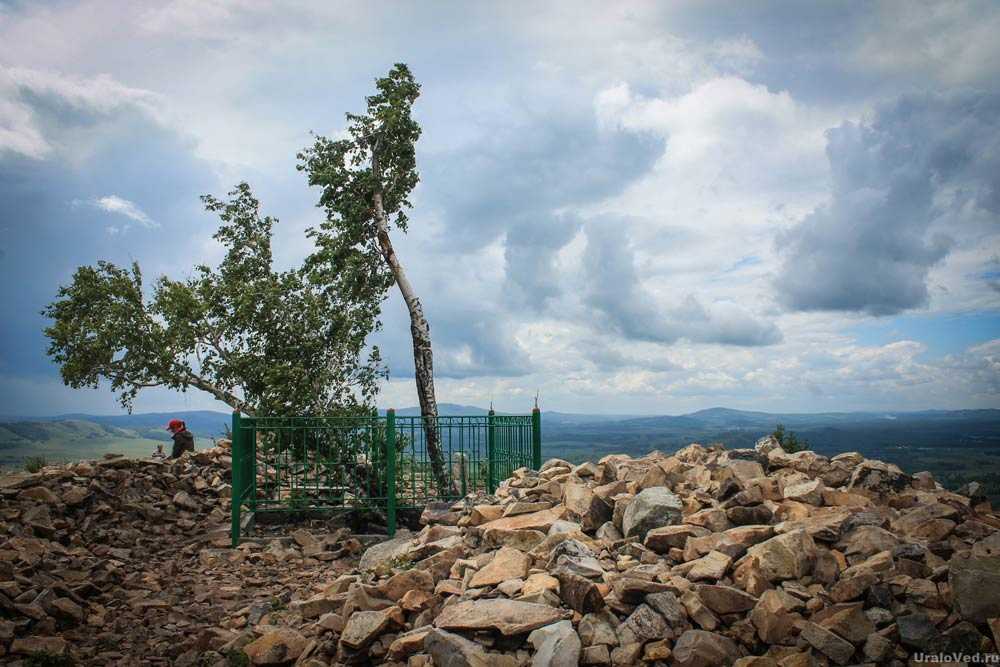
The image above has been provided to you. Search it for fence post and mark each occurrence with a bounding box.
[385,409,397,537]
[487,409,496,493]
[532,407,542,471]
[231,411,243,548]
[248,418,257,513]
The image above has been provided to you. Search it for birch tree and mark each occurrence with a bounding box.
[43,183,384,417]
[298,63,453,496]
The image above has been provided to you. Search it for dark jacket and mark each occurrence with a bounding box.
[170,429,195,458]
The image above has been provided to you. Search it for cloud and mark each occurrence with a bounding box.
[83,195,158,230]
[421,99,663,309]
[855,1,1000,87]
[0,62,218,394]
[0,0,998,414]
[0,66,164,159]
[776,90,1000,316]
[582,221,782,347]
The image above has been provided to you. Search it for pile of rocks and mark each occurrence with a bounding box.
[0,444,366,665]
[3,437,999,666]
[307,438,1000,666]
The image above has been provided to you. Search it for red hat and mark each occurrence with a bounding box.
[166,419,185,432]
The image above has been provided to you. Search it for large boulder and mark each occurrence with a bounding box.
[743,529,815,582]
[949,555,1000,622]
[621,487,683,541]
[847,460,910,495]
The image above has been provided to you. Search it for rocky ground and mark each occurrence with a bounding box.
[3,437,1000,666]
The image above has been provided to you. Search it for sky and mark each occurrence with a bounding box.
[0,0,998,416]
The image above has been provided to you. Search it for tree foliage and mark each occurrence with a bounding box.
[297,63,420,308]
[771,423,807,453]
[298,63,454,495]
[44,183,384,416]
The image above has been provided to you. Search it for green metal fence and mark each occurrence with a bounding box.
[230,408,541,546]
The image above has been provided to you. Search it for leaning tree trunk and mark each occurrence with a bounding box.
[372,192,455,497]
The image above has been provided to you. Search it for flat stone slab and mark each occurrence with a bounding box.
[479,508,566,534]
[435,599,564,636]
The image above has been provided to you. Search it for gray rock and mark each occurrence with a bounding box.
[358,531,415,573]
[620,604,668,644]
[897,612,942,652]
[549,539,604,579]
[425,628,517,667]
[949,555,1000,622]
[646,591,687,627]
[800,621,855,665]
[847,459,910,495]
[579,610,619,647]
[621,487,683,541]
[528,620,581,667]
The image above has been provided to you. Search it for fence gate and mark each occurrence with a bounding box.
[230,408,541,546]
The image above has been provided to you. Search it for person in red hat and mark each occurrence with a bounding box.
[166,419,195,459]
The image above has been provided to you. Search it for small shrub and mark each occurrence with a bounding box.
[24,455,47,473]
[771,423,807,454]
[386,554,415,571]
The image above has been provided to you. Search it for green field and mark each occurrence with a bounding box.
[0,417,222,471]
[0,436,170,470]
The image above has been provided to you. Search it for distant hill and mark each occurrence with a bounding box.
[0,411,232,469]
[4,406,999,500]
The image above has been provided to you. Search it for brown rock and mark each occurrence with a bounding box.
[685,550,732,581]
[11,636,68,656]
[799,621,855,665]
[556,570,605,614]
[388,628,430,661]
[828,571,877,603]
[743,529,815,582]
[244,629,309,666]
[17,486,60,504]
[749,591,797,643]
[479,508,565,533]
[672,629,741,667]
[696,585,758,614]
[435,599,564,635]
[782,479,824,505]
[523,572,560,597]
[383,569,434,601]
[468,546,530,588]
[564,482,612,532]
[814,603,873,644]
[643,639,672,661]
[681,589,720,631]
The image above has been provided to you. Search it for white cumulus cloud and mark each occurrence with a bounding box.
[76,195,158,231]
